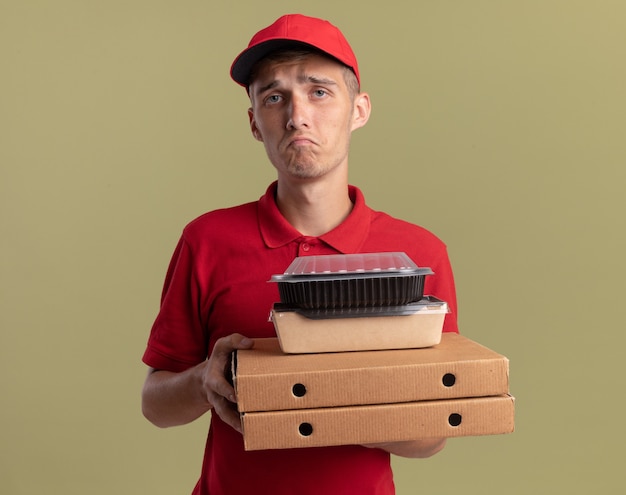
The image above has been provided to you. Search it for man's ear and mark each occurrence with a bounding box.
[248,108,263,142]
[351,92,372,132]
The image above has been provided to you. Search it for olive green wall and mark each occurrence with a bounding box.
[2,1,624,493]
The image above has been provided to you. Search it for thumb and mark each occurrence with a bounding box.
[231,333,254,349]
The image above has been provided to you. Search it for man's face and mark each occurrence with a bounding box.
[247,54,368,181]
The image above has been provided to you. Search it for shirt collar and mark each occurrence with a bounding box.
[258,181,371,253]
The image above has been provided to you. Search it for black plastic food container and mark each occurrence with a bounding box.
[270,252,433,309]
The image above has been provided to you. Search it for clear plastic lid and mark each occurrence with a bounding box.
[271,252,432,281]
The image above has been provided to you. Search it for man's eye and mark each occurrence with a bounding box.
[266,95,282,104]
[313,89,327,98]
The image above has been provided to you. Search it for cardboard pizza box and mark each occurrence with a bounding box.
[241,394,515,451]
[234,333,510,413]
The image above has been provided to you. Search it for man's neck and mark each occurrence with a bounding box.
[275,176,353,237]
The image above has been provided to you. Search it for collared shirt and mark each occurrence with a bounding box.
[143,181,458,495]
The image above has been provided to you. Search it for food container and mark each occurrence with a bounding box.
[270,296,449,353]
[270,252,433,309]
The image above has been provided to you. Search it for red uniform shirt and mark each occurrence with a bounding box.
[143,182,458,495]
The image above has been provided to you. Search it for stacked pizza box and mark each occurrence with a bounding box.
[233,253,514,451]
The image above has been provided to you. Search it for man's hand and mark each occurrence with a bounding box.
[363,438,447,458]
[142,333,254,431]
[201,334,254,433]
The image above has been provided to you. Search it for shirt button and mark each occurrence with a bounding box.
[302,243,310,252]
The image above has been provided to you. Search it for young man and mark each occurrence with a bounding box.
[142,14,458,495]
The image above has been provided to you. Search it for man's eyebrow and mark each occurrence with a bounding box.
[254,75,338,96]
[255,80,280,96]
[301,75,338,86]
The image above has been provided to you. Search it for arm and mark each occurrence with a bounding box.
[141,333,254,432]
[364,438,447,458]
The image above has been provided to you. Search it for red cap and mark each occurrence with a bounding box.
[230,14,360,88]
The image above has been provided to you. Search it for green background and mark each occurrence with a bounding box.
[2,1,624,493]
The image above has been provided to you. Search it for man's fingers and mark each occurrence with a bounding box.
[206,335,252,400]
[204,358,236,402]
[213,333,254,355]
[202,333,254,432]
[212,395,243,433]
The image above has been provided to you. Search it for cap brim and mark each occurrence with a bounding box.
[230,39,335,87]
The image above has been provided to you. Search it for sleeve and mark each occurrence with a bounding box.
[142,236,209,372]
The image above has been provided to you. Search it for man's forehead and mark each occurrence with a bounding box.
[250,55,344,91]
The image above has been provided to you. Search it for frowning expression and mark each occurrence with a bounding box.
[248,54,368,181]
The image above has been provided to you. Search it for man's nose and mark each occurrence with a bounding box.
[286,94,309,130]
